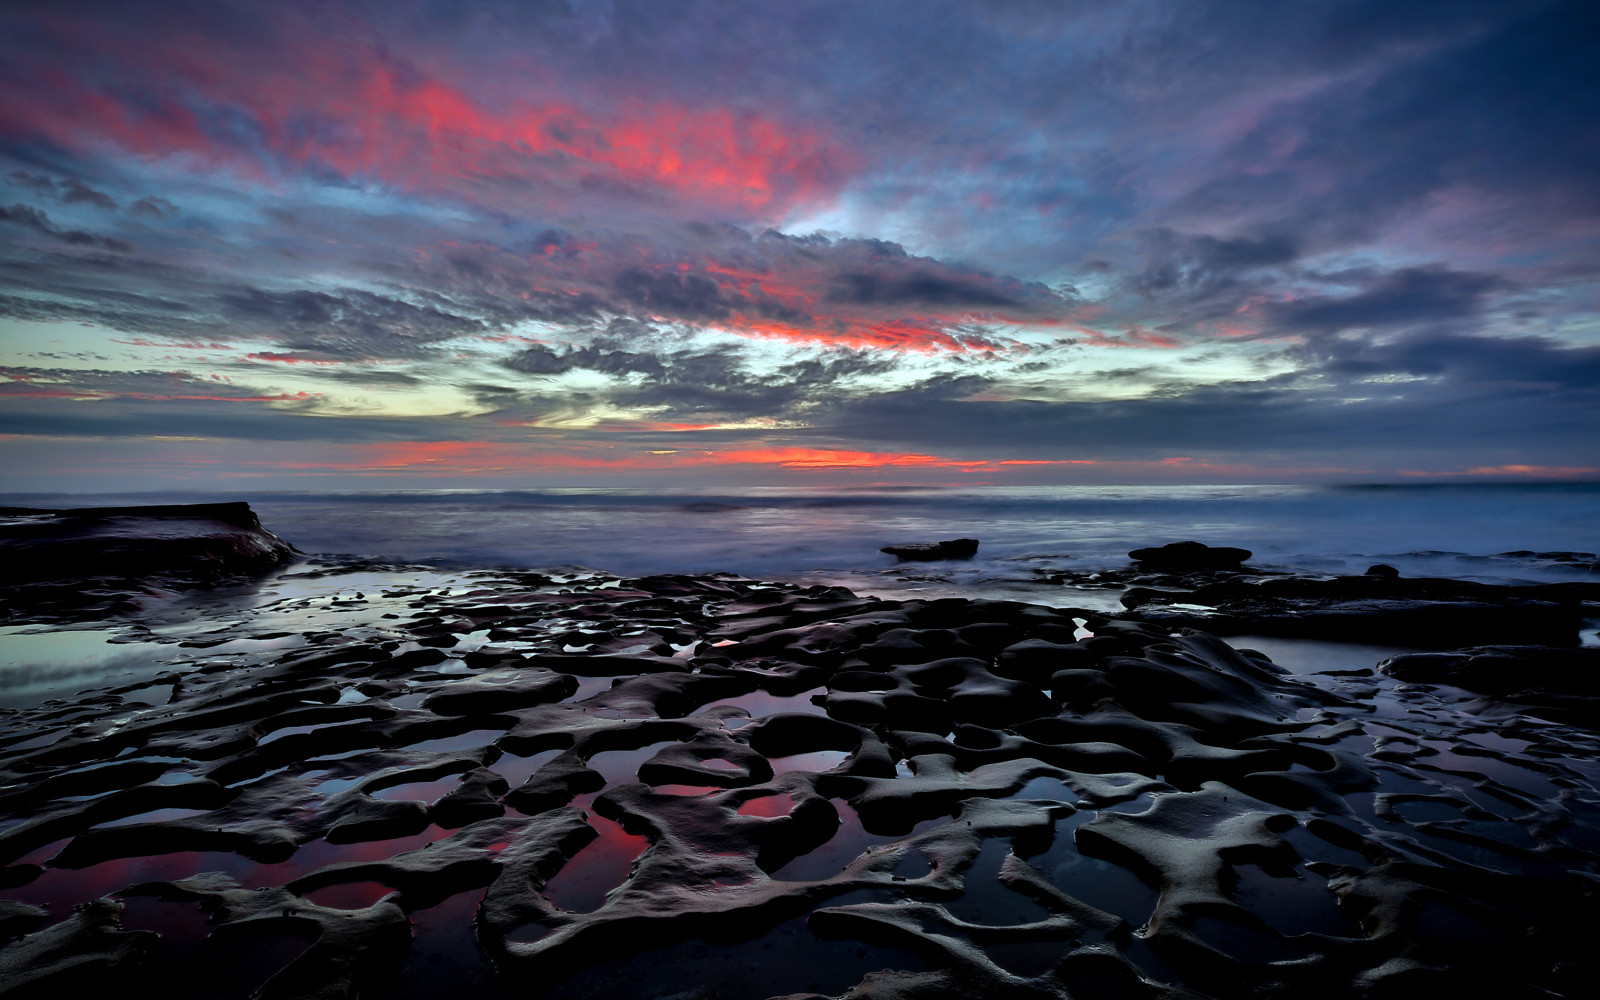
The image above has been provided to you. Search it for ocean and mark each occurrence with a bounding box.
[4,481,1596,608]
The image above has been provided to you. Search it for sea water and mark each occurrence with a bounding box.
[3,483,1595,604]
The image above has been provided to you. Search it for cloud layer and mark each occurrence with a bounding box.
[1,0,1596,486]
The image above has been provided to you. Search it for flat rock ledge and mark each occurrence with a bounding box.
[1119,574,1587,648]
[1380,645,1600,722]
[880,538,980,562]
[0,502,296,594]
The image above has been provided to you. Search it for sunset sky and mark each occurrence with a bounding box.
[1,0,1596,489]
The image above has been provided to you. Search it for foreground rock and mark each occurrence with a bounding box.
[2,564,1596,999]
[880,538,980,561]
[1120,573,1584,647]
[0,502,295,601]
[1128,540,1251,569]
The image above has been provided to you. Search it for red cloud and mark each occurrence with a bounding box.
[245,352,347,365]
[0,23,855,218]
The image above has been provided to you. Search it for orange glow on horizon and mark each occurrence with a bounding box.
[144,441,1330,479]
[711,447,992,470]
[0,431,1376,483]
[1400,464,1600,479]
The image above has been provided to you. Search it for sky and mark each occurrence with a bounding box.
[1,0,1597,490]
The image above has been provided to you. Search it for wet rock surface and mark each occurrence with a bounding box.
[1379,646,1600,722]
[880,539,981,562]
[0,562,1598,999]
[0,503,295,608]
[1128,541,1252,570]
[1119,574,1588,648]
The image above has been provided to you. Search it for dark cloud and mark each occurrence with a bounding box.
[1126,229,1300,304]
[505,345,668,378]
[1269,267,1506,334]
[2,203,59,234]
[777,352,898,387]
[504,347,572,375]
[614,269,732,323]
[1172,1,1600,255]
[58,178,117,210]
[1189,234,1299,271]
[0,394,438,443]
[500,342,904,424]
[128,196,177,218]
[819,362,1598,468]
[825,270,1020,309]
[1310,330,1600,388]
[217,287,486,357]
[4,171,121,210]
[0,203,133,252]
[5,170,56,193]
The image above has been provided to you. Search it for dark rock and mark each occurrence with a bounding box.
[639,731,774,787]
[504,751,606,814]
[0,900,47,942]
[879,538,980,561]
[429,767,510,828]
[4,564,1598,999]
[994,638,1097,684]
[1128,540,1251,568]
[1366,564,1401,578]
[1120,575,1583,647]
[420,670,578,716]
[1378,645,1600,710]
[0,501,295,592]
[0,898,156,994]
[121,873,410,1000]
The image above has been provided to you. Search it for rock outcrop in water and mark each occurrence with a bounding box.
[1,558,1596,1000]
[1128,541,1251,569]
[0,502,295,608]
[880,539,981,562]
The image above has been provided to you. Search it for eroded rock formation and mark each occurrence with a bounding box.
[0,566,1595,999]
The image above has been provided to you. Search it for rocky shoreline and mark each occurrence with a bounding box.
[0,510,1597,999]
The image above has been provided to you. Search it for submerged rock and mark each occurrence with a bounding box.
[0,501,295,592]
[1128,540,1251,569]
[880,538,980,561]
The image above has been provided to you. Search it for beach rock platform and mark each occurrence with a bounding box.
[1119,574,1587,648]
[0,502,295,608]
[2,560,1598,999]
[1378,645,1600,722]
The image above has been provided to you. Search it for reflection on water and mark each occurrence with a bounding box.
[8,484,1595,614]
[0,625,176,709]
[540,810,647,914]
[769,798,945,882]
